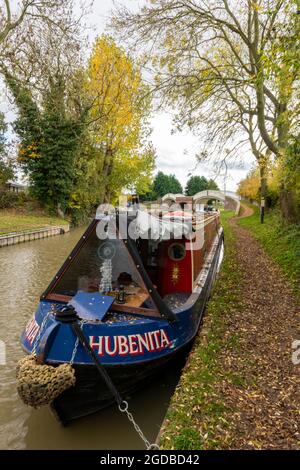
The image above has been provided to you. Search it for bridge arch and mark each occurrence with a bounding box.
[193,190,241,214]
[161,193,185,206]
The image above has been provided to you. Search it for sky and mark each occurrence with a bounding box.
[77,0,255,192]
[2,0,255,191]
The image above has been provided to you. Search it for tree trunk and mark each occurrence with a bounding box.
[259,161,268,224]
[99,147,114,205]
[57,203,65,218]
[279,187,299,224]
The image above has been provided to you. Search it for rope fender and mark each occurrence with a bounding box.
[16,308,122,409]
[16,354,76,408]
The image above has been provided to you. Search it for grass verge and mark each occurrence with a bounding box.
[159,211,244,450]
[0,210,69,235]
[238,205,300,294]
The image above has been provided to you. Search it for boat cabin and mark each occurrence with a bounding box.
[43,207,220,321]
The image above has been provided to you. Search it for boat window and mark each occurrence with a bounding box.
[46,223,159,315]
[168,243,186,261]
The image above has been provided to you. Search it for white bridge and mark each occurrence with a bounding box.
[162,190,241,214]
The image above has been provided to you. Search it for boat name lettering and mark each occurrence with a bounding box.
[89,329,171,356]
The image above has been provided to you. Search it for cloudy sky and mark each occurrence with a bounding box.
[2,0,255,191]
[78,0,255,191]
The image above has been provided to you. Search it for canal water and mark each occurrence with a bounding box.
[0,228,187,450]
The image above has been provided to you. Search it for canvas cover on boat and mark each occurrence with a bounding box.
[134,210,192,241]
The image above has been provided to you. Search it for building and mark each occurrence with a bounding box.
[6,181,28,193]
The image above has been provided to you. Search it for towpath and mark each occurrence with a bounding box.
[222,205,300,448]
[160,205,300,449]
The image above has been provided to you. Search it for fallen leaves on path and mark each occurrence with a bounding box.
[160,206,300,450]
[221,211,300,449]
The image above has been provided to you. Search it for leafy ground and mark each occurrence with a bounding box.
[0,209,69,235]
[238,205,300,295]
[159,206,300,450]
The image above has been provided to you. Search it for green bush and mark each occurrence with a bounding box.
[266,186,279,208]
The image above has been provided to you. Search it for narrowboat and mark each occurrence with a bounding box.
[20,197,224,424]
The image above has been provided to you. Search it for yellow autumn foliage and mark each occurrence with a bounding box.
[87,36,144,153]
[85,35,154,200]
[18,143,40,162]
[238,169,260,201]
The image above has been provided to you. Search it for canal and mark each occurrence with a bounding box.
[0,228,186,450]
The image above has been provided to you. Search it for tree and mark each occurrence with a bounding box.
[185,176,208,196]
[280,135,300,222]
[0,0,96,218]
[109,144,156,202]
[151,171,183,198]
[84,36,154,204]
[0,1,83,49]
[207,179,219,191]
[0,111,7,159]
[0,111,13,187]
[9,72,86,215]
[238,169,261,203]
[3,31,154,220]
[112,0,299,221]
[238,163,290,211]
[0,0,85,87]
[0,1,91,216]
[185,175,219,195]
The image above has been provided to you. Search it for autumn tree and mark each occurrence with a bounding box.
[238,169,261,203]
[112,0,300,222]
[83,36,155,204]
[238,164,285,209]
[0,0,84,85]
[0,0,88,115]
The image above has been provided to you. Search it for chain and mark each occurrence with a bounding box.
[44,314,158,450]
[70,321,85,365]
[31,312,157,450]
[32,311,51,355]
[70,336,80,365]
[119,401,159,450]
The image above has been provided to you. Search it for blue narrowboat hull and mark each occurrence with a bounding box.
[51,344,192,424]
[20,228,223,424]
